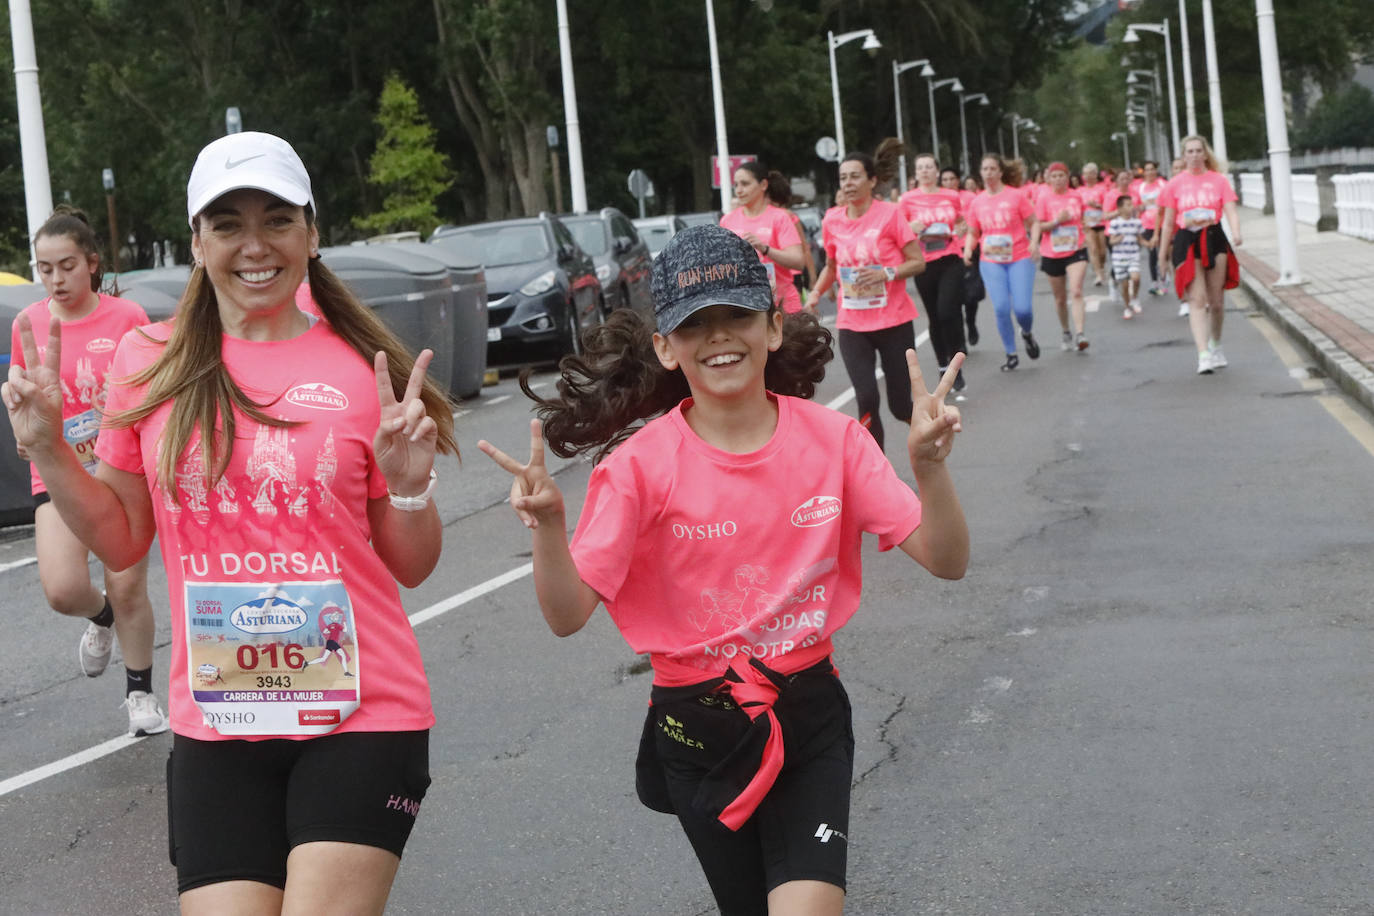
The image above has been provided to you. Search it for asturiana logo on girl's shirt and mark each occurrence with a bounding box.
[792,496,841,528]
[285,382,349,411]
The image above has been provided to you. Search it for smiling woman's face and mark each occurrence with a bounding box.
[192,188,318,323]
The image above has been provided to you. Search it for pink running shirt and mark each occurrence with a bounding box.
[11,294,148,495]
[1077,183,1109,228]
[1158,170,1237,231]
[820,199,919,332]
[1036,189,1085,259]
[965,189,1035,264]
[719,205,804,313]
[1135,177,1168,231]
[569,394,922,688]
[96,321,435,741]
[897,188,964,262]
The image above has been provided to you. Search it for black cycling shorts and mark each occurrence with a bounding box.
[167,729,431,894]
[637,664,855,916]
[1040,248,1088,277]
[1171,223,1233,270]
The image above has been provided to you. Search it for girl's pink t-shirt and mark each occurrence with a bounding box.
[965,189,1035,263]
[821,199,919,332]
[1077,182,1109,228]
[719,205,804,313]
[1158,170,1237,231]
[11,294,149,495]
[1035,189,1086,259]
[1134,177,1168,231]
[96,321,435,741]
[897,187,964,261]
[569,394,922,687]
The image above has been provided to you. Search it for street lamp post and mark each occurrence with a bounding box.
[225,107,242,135]
[929,77,963,165]
[893,59,934,191]
[9,0,54,276]
[102,168,120,273]
[555,0,588,212]
[828,29,881,160]
[1010,116,1036,162]
[706,0,733,213]
[1200,0,1227,163]
[959,93,989,177]
[1177,0,1198,137]
[1125,22,1181,158]
[1111,131,1130,171]
[1255,0,1300,284]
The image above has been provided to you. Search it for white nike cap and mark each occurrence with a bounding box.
[186,131,316,227]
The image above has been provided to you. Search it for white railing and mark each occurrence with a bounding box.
[1332,173,1374,241]
[1238,172,1266,210]
[1291,174,1321,226]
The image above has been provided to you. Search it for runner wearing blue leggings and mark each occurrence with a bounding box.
[962,155,1040,371]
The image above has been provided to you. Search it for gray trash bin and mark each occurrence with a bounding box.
[111,266,191,321]
[0,283,41,525]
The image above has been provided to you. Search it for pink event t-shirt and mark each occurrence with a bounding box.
[96,320,435,741]
[1036,189,1085,259]
[821,199,919,332]
[965,188,1035,264]
[1158,170,1237,231]
[719,205,804,313]
[1134,177,1168,231]
[1077,182,1110,228]
[11,294,149,495]
[898,188,964,262]
[569,394,923,687]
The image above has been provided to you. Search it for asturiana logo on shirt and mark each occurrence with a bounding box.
[285,382,349,411]
[86,337,116,353]
[229,595,309,635]
[791,496,841,528]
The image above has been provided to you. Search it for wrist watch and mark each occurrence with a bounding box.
[883,266,897,282]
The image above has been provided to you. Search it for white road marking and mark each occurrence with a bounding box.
[0,557,38,574]
[407,563,533,628]
[1085,296,1103,313]
[1008,628,1038,637]
[486,395,512,407]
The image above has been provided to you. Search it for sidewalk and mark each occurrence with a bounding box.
[1231,206,1374,414]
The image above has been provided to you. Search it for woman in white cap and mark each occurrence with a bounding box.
[4,131,456,913]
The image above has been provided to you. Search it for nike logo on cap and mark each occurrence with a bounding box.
[225,154,266,169]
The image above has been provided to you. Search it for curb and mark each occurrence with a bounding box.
[1235,267,1374,416]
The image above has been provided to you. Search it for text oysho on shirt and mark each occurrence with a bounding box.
[11,294,149,495]
[569,394,922,687]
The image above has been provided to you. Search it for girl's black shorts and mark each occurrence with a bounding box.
[166,729,430,894]
[637,663,855,916]
[1171,223,1233,269]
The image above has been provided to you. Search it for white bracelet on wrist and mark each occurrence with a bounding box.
[388,468,437,511]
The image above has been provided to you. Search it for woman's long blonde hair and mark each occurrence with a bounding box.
[1181,134,1222,172]
[106,209,458,496]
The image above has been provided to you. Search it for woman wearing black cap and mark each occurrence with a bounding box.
[5,131,456,912]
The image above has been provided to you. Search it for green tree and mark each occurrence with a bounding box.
[1297,84,1374,151]
[354,74,454,237]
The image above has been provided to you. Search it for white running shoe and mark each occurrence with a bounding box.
[1178,302,1190,318]
[1061,329,1074,351]
[1209,343,1228,368]
[123,691,169,737]
[79,622,115,677]
[1197,350,1216,375]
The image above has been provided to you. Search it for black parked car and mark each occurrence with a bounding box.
[432,213,601,365]
[559,208,653,316]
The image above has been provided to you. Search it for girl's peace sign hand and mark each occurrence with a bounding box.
[906,349,963,467]
[478,420,564,530]
[3,313,64,456]
[373,348,438,497]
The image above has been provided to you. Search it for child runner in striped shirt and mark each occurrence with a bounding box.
[1108,196,1144,319]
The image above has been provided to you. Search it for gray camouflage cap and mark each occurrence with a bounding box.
[651,224,772,335]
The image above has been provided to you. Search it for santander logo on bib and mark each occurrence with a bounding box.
[86,337,116,353]
[792,495,841,528]
[286,382,349,411]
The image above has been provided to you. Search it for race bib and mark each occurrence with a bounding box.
[1183,206,1215,229]
[837,265,888,310]
[920,222,952,255]
[1142,188,1160,206]
[1050,226,1079,253]
[1083,206,1103,226]
[982,234,1014,264]
[186,580,361,736]
[63,409,100,474]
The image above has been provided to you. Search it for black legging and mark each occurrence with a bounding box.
[963,252,982,330]
[913,254,966,369]
[1141,228,1159,282]
[837,323,916,452]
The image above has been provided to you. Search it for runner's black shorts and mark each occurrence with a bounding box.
[1171,223,1232,270]
[1040,248,1088,277]
[167,729,430,894]
[637,663,855,916]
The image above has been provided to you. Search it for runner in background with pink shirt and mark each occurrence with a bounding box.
[1134,161,1168,296]
[943,167,982,347]
[480,224,968,916]
[720,162,805,313]
[901,154,967,392]
[805,142,926,452]
[1035,162,1091,352]
[1078,162,1109,288]
[4,132,457,912]
[1158,135,1243,375]
[8,206,166,737]
[963,154,1041,372]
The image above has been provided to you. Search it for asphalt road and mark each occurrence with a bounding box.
[1,283,1372,915]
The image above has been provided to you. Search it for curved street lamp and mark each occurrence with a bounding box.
[893,58,935,190]
[828,28,882,159]
[1124,22,1181,158]
[929,77,963,165]
[959,93,989,177]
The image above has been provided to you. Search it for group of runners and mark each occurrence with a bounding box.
[4,125,1241,915]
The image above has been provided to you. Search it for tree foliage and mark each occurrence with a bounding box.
[354,74,453,237]
[1297,84,1374,151]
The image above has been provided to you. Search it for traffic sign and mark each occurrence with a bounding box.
[815,137,839,163]
[710,154,757,189]
[627,169,651,196]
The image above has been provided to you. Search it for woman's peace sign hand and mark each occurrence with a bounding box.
[478,420,564,529]
[906,349,963,468]
[3,313,65,457]
[373,348,438,496]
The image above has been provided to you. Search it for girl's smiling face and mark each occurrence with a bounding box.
[653,305,782,405]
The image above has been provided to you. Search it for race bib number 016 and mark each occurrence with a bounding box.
[186,580,361,736]
[837,265,888,310]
